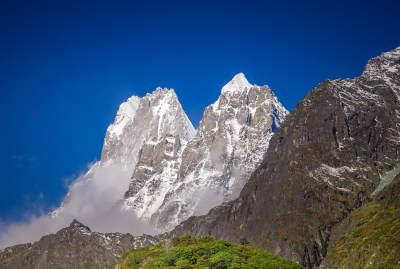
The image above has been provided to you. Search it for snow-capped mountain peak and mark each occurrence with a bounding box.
[101,87,195,167]
[221,73,253,94]
[149,75,288,231]
[107,96,140,138]
[51,87,196,230]
[53,74,287,235]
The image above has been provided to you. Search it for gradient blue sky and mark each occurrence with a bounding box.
[0,0,399,222]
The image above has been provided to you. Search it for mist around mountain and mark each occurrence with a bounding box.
[0,74,287,250]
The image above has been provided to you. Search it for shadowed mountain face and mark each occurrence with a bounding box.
[169,47,400,268]
[320,172,400,268]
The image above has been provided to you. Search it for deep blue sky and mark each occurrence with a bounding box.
[0,0,399,222]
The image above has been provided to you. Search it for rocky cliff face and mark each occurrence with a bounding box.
[169,47,400,268]
[148,73,288,231]
[121,134,186,220]
[0,220,158,269]
[116,88,196,221]
[101,88,195,168]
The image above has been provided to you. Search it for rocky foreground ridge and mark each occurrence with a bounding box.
[0,220,158,269]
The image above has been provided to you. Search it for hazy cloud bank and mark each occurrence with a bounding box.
[0,163,157,250]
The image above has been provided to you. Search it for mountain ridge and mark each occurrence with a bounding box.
[0,219,158,269]
[146,74,288,230]
[49,73,287,239]
[167,46,400,268]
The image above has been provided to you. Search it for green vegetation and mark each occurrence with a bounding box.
[323,176,400,268]
[118,235,303,269]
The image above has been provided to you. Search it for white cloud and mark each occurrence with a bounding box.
[193,189,223,216]
[0,163,157,250]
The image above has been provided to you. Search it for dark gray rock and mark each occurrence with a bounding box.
[168,46,400,268]
[319,172,400,268]
[0,220,158,269]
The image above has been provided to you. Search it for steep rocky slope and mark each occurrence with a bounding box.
[148,73,288,231]
[116,88,196,221]
[169,46,400,268]
[320,172,400,268]
[0,220,157,269]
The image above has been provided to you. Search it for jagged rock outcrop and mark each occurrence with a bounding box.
[118,88,196,221]
[122,134,186,220]
[169,47,400,268]
[0,220,157,269]
[101,88,195,167]
[148,73,288,230]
